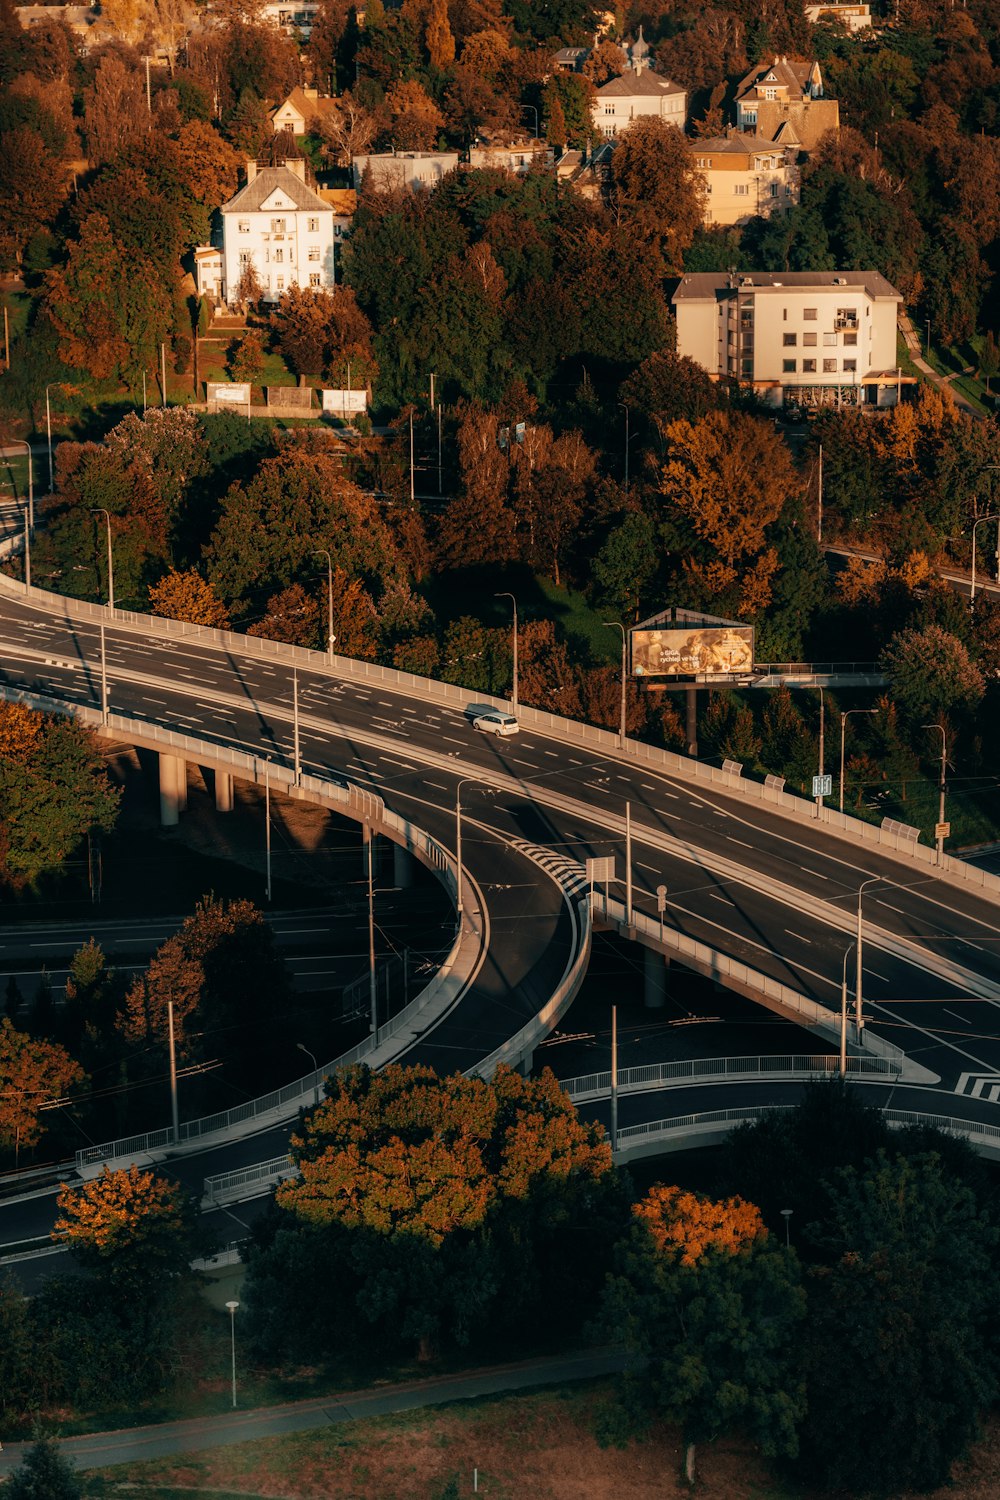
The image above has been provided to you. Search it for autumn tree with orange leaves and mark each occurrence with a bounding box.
[599,1181,806,1485]
[54,1165,198,1292]
[243,1063,628,1362]
[148,569,230,628]
[0,1017,85,1167]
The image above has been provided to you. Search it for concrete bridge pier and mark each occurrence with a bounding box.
[215,769,234,813]
[644,948,669,1009]
[158,753,186,826]
[393,842,416,888]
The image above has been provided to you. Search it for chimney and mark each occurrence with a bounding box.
[285,158,307,181]
[245,159,257,184]
[304,86,318,99]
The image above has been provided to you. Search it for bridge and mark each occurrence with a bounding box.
[2,564,1000,1260]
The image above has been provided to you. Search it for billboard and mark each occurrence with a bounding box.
[631,625,754,678]
[321,388,367,413]
[206,382,250,406]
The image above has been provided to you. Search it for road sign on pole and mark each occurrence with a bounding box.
[935,821,950,840]
[812,774,832,798]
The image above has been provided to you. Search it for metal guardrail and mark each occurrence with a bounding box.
[562,1053,897,1102]
[614,1104,1000,1157]
[204,1155,294,1206]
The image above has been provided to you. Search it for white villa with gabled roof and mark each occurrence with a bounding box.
[219,158,338,306]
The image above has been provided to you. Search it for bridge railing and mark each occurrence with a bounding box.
[3,571,999,900]
[203,1155,294,1206]
[562,1053,897,1102]
[591,892,905,1070]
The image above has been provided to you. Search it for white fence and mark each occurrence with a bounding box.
[203,1155,294,1206]
[562,1053,898,1104]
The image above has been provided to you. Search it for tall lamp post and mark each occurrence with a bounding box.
[814,686,826,808]
[617,402,630,493]
[970,513,1000,605]
[296,1042,320,1106]
[45,384,64,493]
[495,591,518,713]
[839,707,877,813]
[90,507,114,610]
[856,877,880,1037]
[225,1300,239,1408]
[521,104,539,138]
[603,621,628,747]
[8,438,33,531]
[840,940,855,1077]
[922,723,949,864]
[315,548,335,661]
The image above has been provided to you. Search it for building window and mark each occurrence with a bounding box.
[309,272,321,287]
[308,246,320,261]
[823,358,837,373]
[783,333,797,346]
[605,105,614,114]
[697,158,709,168]
[844,332,858,346]
[276,276,284,290]
[238,219,249,233]
[734,184,749,196]
[741,360,753,378]
[745,110,757,125]
[307,217,319,232]
[271,218,286,234]
[238,250,251,265]
[769,182,779,197]
[803,359,817,373]
[803,332,817,347]
[804,307,817,320]
[823,332,838,346]
[785,184,793,196]
[274,248,283,262]
[783,359,797,373]
[843,359,857,373]
[763,87,776,99]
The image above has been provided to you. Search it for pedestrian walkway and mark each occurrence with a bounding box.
[897,315,983,418]
[0,1349,627,1477]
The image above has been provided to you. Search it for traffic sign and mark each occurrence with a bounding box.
[812,775,832,798]
[935,821,951,839]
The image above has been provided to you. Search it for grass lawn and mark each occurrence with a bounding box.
[535,577,621,664]
[895,331,920,379]
[0,449,31,503]
[76,1382,1000,1500]
[922,342,992,415]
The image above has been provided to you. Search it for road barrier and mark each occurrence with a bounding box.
[561,1053,898,1104]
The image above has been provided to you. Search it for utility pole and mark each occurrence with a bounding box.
[437,403,443,495]
[99,623,108,724]
[367,828,377,1032]
[610,1004,618,1158]
[817,442,823,543]
[167,999,180,1144]
[160,342,168,406]
[292,668,301,785]
[624,801,633,928]
[145,55,152,112]
[409,408,415,503]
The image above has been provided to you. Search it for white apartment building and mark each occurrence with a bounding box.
[591,29,685,139]
[804,3,873,32]
[672,271,906,408]
[352,151,460,193]
[219,159,338,305]
[690,136,800,225]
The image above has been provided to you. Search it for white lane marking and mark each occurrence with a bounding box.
[708,892,731,903]
[424,781,448,791]
[637,861,659,873]
[878,901,907,916]
[544,750,558,757]
[786,929,812,944]
[944,1007,972,1025]
[728,837,753,849]
[440,735,466,747]
[584,782,611,794]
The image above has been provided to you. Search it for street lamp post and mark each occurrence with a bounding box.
[970,512,1000,604]
[922,723,948,864]
[45,384,61,493]
[315,549,335,660]
[90,508,114,609]
[839,708,877,813]
[603,621,628,747]
[856,877,880,1036]
[8,439,33,531]
[840,940,855,1077]
[296,1042,320,1106]
[263,757,272,903]
[617,402,630,493]
[495,591,518,713]
[521,104,539,138]
[780,1208,793,1247]
[225,1300,239,1408]
[815,686,825,809]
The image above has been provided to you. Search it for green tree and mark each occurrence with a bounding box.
[0,706,120,889]
[611,117,706,274]
[4,1439,82,1500]
[54,1165,199,1293]
[599,1183,806,1484]
[881,624,985,725]
[227,328,265,385]
[796,1151,1000,1496]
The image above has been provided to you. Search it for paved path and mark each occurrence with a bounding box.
[897,315,985,418]
[0,1349,627,1476]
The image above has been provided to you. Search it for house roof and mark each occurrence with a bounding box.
[221,165,330,215]
[597,67,684,99]
[690,134,793,155]
[270,87,338,123]
[735,55,814,99]
[672,270,902,302]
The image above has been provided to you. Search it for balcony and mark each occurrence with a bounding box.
[835,316,858,330]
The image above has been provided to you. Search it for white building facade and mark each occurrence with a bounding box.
[591,31,685,140]
[673,271,905,408]
[691,136,800,225]
[219,159,337,305]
